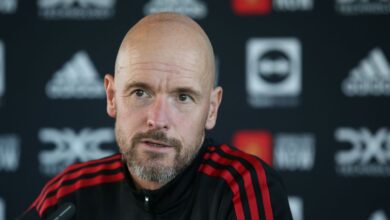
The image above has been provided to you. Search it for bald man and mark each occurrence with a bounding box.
[19,13,292,220]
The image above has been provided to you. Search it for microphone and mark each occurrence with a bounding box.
[47,203,76,220]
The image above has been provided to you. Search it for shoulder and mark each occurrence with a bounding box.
[198,144,292,220]
[27,154,125,218]
[198,144,280,183]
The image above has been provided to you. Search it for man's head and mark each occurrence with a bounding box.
[104,12,222,189]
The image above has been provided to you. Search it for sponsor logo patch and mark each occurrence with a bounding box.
[335,127,390,176]
[144,0,207,19]
[46,51,105,99]
[0,134,20,172]
[342,48,390,96]
[38,0,116,20]
[336,0,390,15]
[232,130,273,166]
[369,210,389,220]
[246,38,301,107]
[38,127,115,176]
[274,133,315,171]
[232,0,313,15]
[0,0,17,14]
[288,196,303,220]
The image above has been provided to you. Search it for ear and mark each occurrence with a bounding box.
[205,86,223,130]
[104,74,116,118]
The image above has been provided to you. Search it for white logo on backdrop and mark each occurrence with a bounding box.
[0,41,4,105]
[335,127,390,176]
[246,38,301,107]
[336,0,390,15]
[0,135,20,172]
[0,198,4,220]
[38,0,116,19]
[38,127,115,176]
[274,133,315,171]
[369,210,389,220]
[273,0,313,11]
[46,51,105,99]
[0,0,17,14]
[144,0,207,19]
[342,48,390,96]
[288,196,303,220]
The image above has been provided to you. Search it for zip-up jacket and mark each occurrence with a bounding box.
[19,140,293,220]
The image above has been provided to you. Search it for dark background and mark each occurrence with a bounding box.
[1,0,390,219]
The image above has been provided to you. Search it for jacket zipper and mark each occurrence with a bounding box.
[144,195,150,211]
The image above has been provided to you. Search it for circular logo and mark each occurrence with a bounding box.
[257,50,291,83]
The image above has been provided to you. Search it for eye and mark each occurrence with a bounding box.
[134,89,145,97]
[132,89,149,98]
[178,94,193,103]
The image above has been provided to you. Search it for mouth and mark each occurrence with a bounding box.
[139,139,174,153]
[143,140,171,147]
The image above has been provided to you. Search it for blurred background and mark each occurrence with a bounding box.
[1,0,390,219]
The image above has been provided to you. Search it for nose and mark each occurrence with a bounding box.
[146,96,170,130]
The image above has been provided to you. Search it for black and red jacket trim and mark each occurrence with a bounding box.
[18,140,292,220]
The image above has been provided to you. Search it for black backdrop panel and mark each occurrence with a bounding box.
[1,1,390,219]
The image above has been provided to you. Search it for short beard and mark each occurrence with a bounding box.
[117,128,198,185]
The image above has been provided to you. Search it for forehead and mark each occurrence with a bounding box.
[116,60,208,94]
[126,61,201,81]
[115,21,214,90]
[117,46,209,90]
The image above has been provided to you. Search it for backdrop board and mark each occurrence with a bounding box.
[0,1,390,219]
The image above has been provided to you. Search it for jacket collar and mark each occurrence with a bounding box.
[123,138,213,214]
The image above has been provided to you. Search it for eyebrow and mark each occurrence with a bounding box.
[124,81,202,98]
[123,82,152,94]
[173,87,202,99]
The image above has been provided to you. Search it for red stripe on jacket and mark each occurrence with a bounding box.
[198,163,246,220]
[36,161,122,211]
[221,145,274,220]
[203,151,260,220]
[38,172,125,217]
[31,154,122,209]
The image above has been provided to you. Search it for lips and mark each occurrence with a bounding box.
[139,139,175,154]
[142,139,172,148]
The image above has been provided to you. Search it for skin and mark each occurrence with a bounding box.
[104,12,223,190]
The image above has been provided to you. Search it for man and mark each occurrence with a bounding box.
[19,12,292,219]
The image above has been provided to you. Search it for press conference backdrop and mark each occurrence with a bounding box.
[1,0,390,219]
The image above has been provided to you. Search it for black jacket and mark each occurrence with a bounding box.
[19,140,292,220]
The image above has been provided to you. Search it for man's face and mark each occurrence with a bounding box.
[105,23,221,186]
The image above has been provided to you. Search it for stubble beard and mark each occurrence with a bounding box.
[116,126,201,185]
